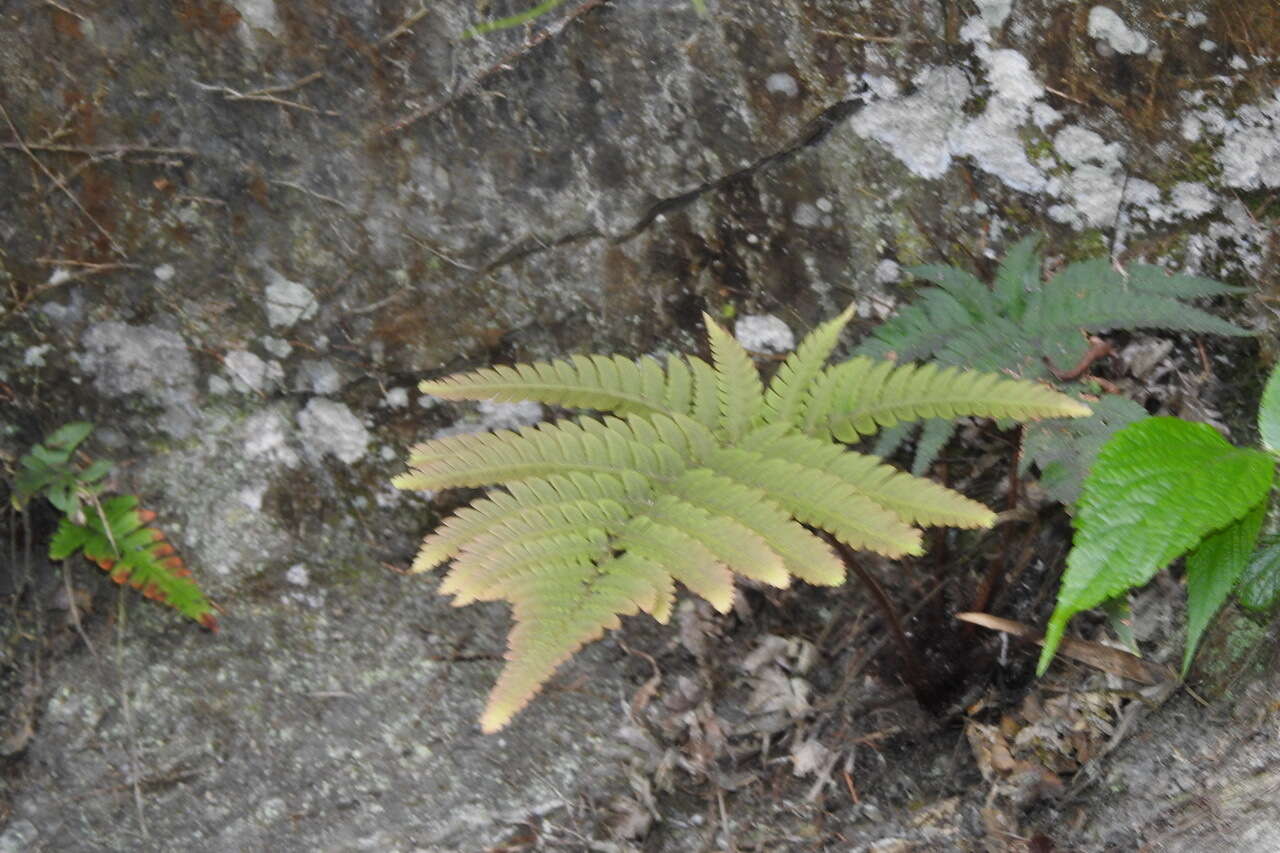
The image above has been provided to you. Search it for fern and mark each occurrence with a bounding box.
[52,496,219,630]
[11,423,218,631]
[859,235,1250,477]
[397,309,1088,731]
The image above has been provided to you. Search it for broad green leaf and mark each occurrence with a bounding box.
[1183,501,1266,675]
[1238,536,1280,613]
[1259,363,1280,454]
[1039,418,1275,674]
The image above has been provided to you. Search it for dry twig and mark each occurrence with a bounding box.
[379,0,610,135]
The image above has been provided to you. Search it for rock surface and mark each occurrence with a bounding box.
[0,0,1277,850]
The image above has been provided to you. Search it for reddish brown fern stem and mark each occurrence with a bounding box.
[823,534,929,698]
[970,427,1023,617]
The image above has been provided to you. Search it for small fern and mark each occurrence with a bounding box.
[396,308,1089,731]
[859,235,1250,494]
[52,495,219,631]
[11,423,218,631]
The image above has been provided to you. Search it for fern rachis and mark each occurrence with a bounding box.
[397,308,1089,731]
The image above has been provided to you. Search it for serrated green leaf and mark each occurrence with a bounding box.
[1183,501,1266,675]
[1238,536,1280,613]
[1259,363,1280,454]
[1039,418,1275,674]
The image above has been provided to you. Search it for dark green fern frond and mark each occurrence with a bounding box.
[1020,394,1150,505]
[860,238,1250,487]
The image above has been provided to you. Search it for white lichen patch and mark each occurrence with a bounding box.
[735,314,795,354]
[852,66,970,180]
[223,349,283,394]
[297,398,371,464]
[1216,90,1280,189]
[243,408,301,468]
[949,48,1047,193]
[77,321,200,436]
[264,269,318,328]
[1087,6,1150,56]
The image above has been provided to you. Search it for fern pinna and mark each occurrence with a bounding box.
[395,308,1089,731]
[51,496,219,631]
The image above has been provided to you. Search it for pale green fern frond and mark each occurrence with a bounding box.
[742,430,995,528]
[704,447,925,558]
[665,469,846,586]
[802,358,1090,442]
[763,305,856,426]
[396,305,1089,731]
[703,313,765,440]
[482,551,667,733]
[394,416,692,491]
[420,354,673,418]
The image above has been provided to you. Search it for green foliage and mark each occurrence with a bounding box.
[859,235,1249,492]
[12,423,218,631]
[1238,536,1280,612]
[397,308,1088,731]
[1041,363,1280,676]
[11,422,109,517]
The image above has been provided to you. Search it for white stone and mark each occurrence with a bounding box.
[153,263,175,281]
[765,73,799,98]
[23,345,51,367]
[792,203,821,227]
[874,259,901,284]
[735,315,795,354]
[383,387,409,408]
[285,564,310,586]
[976,0,1012,28]
[224,349,280,393]
[294,359,342,395]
